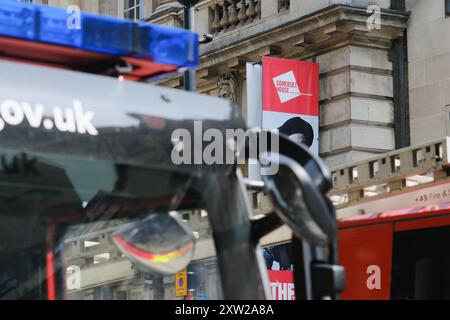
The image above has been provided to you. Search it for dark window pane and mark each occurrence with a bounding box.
[125,0,134,10]
[124,10,134,20]
[135,5,140,20]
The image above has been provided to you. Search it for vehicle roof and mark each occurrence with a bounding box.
[338,201,450,228]
[0,60,246,177]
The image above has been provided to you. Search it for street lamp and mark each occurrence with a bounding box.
[176,0,214,91]
[177,0,199,92]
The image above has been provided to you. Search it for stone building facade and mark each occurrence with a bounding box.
[35,0,450,169]
[406,0,450,145]
[27,0,414,170]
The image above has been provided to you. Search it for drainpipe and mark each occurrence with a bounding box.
[390,0,410,148]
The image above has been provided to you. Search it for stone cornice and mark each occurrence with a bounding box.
[200,5,409,67]
[155,4,409,89]
[145,7,183,23]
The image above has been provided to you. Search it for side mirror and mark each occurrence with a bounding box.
[260,152,336,246]
[112,213,196,275]
[243,129,332,193]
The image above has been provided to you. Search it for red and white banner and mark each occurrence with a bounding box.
[268,270,295,300]
[262,56,319,154]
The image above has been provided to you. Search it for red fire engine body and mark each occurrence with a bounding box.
[267,138,450,300]
[334,139,450,300]
[339,201,450,299]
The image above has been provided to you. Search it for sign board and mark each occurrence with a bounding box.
[262,56,319,155]
[175,269,187,297]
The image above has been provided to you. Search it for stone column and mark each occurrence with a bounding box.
[99,0,118,17]
[317,45,396,169]
[153,0,183,13]
[81,0,99,13]
[148,0,183,27]
[48,0,80,8]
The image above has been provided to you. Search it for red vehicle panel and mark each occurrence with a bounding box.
[394,214,450,232]
[337,202,450,299]
[339,223,393,300]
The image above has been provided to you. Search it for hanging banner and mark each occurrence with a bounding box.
[262,56,319,155]
[268,270,295,300]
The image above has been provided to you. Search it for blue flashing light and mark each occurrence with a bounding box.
[0,1,35,40]
[0,0,199,69]
[82,14,133,55]
[137,23,199,68]
[38,5,82,48]
[38,6,133,55]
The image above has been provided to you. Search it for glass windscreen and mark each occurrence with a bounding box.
[0,149,222,300]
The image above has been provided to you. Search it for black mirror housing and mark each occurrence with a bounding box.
[261,153,336,246]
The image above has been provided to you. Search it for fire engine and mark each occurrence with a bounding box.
[332,137,450,300]
[0,0,344,300]
[263,137,450,300]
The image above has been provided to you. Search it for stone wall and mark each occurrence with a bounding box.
[407,0,450,145]
[159,5,407,169]
[318,45,395,167]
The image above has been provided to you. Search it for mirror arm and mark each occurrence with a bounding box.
[324,196,340,266]
[292,237,345,300]
[244,178,265,191]
[250,211,283,242]
[243,129,332,193]
[292,236,313,300]
[311,263,346,299]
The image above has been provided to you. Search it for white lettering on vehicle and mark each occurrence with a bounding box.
[0,98,98,136]
[366,265,382,290]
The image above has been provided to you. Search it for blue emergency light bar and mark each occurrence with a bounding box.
[0,0,199,68]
